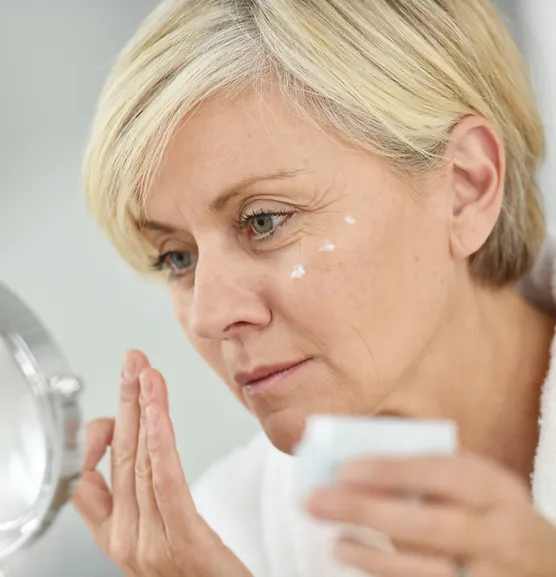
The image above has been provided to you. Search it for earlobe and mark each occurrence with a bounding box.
[448,116,505,261]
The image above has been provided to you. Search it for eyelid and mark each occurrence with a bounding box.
[150,250,197,280]
[237,209,296,243]
[237,208,291,228]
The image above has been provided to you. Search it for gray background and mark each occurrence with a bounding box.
[0,1,553,576]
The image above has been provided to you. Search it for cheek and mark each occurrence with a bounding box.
[344,215,452,375]
[282,208,453,382]
[268,247,340,313]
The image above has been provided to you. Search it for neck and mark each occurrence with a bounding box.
[382,279,555,483]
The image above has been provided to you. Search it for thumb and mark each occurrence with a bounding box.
[72,470,113,530]
[72,417,115,530]
[83,417,115,470]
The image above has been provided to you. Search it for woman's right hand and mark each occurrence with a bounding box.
[71,350,252,577]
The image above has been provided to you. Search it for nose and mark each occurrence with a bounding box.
[187,247,271,340]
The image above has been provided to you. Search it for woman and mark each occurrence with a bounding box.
[72,0,556,575]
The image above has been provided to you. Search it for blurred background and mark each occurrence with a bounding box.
[0,1,554,575]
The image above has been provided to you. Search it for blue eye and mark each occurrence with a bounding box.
[239,209,293,240]
[151,251,197,277]
[250,214,279,236]
[168,252,193,270]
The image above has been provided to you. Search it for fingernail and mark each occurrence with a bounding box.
[121,355,137,383]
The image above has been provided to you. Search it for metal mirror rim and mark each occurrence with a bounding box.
[0,284,84,564]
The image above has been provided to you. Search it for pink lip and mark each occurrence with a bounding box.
[235,359,310,395]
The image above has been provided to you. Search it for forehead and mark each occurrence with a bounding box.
[149,90,340,210]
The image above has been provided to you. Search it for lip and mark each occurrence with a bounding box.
[235,359,310,394]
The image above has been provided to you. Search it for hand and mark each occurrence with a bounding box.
[72,350,252,577]
[306,452,556,576]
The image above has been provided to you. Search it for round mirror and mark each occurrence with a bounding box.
[0,283,84,567]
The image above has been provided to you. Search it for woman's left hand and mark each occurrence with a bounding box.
[306,453,556,576]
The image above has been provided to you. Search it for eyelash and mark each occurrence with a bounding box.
[150,209,295,280]
[150,251,191,278]
[236,208,294,242]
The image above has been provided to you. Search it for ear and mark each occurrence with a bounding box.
[447,116,505,261]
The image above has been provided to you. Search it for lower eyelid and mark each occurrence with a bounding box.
[168,265,195,282]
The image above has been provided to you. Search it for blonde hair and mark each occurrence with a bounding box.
[84,0,546,286]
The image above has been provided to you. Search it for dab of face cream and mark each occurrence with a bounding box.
[344,215,356,225]
[291,264,306,279]
[319,239,336,252]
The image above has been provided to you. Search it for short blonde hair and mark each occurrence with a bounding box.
[84,0,546,286]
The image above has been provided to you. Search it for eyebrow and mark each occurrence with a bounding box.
[141,168,308,233]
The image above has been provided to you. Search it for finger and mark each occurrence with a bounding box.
[308,486,481,558]
[83,418,114,471]
[142,364,170,413]
[72,418,115,530]
[111,350,150,523]
[143,369,198,534]
[334,537,457,577]
[338,453,529,510]
[72,470,113,530]
[135,370,163,531]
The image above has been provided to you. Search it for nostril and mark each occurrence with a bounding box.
[223,320,251,334]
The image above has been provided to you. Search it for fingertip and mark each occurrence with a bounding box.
[86,417,115,439]
[123,348,149,363]
[84,418,115,470]
[140,367,169,409]
[122,350,150,377]
[140,366,165,384]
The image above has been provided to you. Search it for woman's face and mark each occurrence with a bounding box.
[144,89,459,453]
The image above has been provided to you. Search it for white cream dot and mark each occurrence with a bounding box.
[290,264,306,279]
[319,239,336,252]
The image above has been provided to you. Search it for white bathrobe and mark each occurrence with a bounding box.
[192,239,556,577]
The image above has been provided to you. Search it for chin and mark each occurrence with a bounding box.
[257,403,409,453]
[257,403,367,454]
[259,408,310,454]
